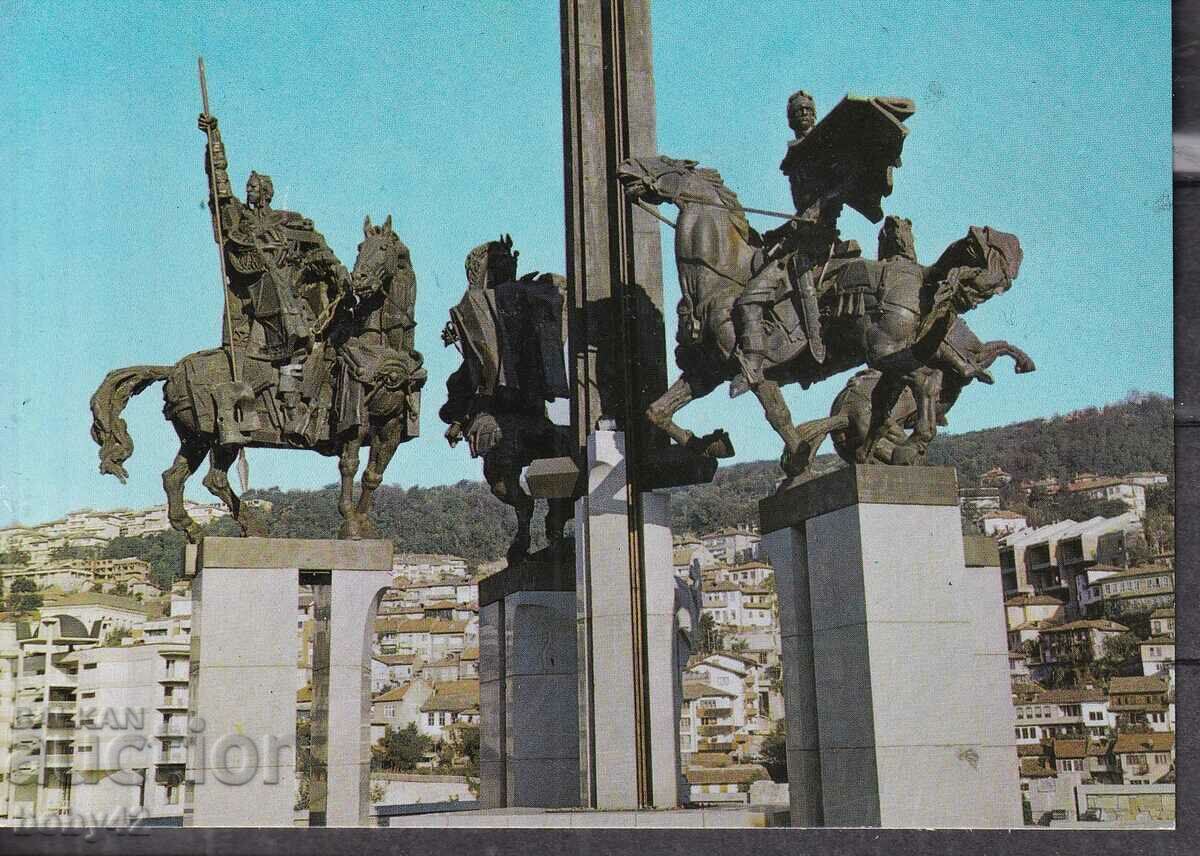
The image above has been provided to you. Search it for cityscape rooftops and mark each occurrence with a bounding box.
[373,654,417,666]
[685,765,769,786]
[682,681,737,701]
[1019,757,1056,778]
[1109,676,1169,695]
[1113,732,1174,754]
[374,685,411,703]
[1037,619,1129,634]
[1032,687,1108,705]
[420,679,480,713]
[1053,738,1110,759]
[41,592,149,613]
[1004,594,1064,607]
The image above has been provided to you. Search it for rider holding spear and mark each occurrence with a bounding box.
[197,59,351,443]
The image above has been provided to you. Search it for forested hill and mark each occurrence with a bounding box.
[118,392,1170,577]
[924,392,1173,486]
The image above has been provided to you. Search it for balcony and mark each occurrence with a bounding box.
[158,671,188,684]
[156,724,189,739]
[158,694,189,711]
[157,747,189,765]
[47,701,76,715]
[43,753,74,768]
[43,727,75,740]
[17,674,45,692]
[46,672,78,688]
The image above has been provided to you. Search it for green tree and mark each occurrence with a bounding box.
[1143,507,1174,556]
[104,627,132,647]
[9,578,41,614]
[295,717,313,809]
[372,723,432,772]
[51,542,95,561]
[1093,632,1139,682]
[759,719,788,782]
[103,531,188,590]
[0,549,31,566]
[695,613,724,657]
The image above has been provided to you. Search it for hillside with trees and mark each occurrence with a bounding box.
[925,391,1172,486]
[99,392,1172,587]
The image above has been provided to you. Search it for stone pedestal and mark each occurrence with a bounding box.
[184,537,392,827]
[575,430,681,809]
[761,466,1022,828]
[478,559,579,809]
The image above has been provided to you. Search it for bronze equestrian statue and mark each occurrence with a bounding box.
[615,94,1034,484]
[439,236,574,562]
[90,110,424,540]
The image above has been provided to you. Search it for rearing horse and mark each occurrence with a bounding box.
[89,215,425,540]
[616,155,1034,481]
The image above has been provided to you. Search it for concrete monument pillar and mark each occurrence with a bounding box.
[575,429,681,809]
[761,466,1022,828]
[185,537,392,828]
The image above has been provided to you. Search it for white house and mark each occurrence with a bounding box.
[978,510,1028,537]
[40,593,149,635]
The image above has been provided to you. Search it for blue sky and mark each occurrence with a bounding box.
[0,1,1171,526]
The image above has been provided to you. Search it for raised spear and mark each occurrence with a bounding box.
[198,57,250,492]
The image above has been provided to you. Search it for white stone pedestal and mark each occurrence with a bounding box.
[184,537,392,827]
[575,429,681,809]
[761,466,1022,828]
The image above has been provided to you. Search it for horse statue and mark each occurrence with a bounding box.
[89,215,425,541]
[615,155,1035,482]
[439,236,575,562]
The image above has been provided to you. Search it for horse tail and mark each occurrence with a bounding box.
[89,365,173,483]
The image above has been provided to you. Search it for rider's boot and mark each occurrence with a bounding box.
[279,359,311,442]
[733,302,769,386]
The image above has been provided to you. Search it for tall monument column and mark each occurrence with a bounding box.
[561,0,682,809]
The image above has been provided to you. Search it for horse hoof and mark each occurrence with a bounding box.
[891,445,921,466]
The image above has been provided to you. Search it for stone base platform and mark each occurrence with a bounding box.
[380,806,789,828]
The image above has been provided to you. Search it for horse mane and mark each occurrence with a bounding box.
[691,166,752,243]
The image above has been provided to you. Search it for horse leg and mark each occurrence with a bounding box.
[337,434,364,539]
[751,379,808,475]
[162,439,208,543]
[647,373,733,457]
[858,371,906,465]
[354,418,404,537]
[485,456,534,562]
[789,414,851,476]
[893,369,943,466]
[203,445,264,537]
[974,340,1036,374]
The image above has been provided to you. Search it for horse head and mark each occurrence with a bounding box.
[353,214,411,300]
[464,234,518,290]
[616,155,699,206]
